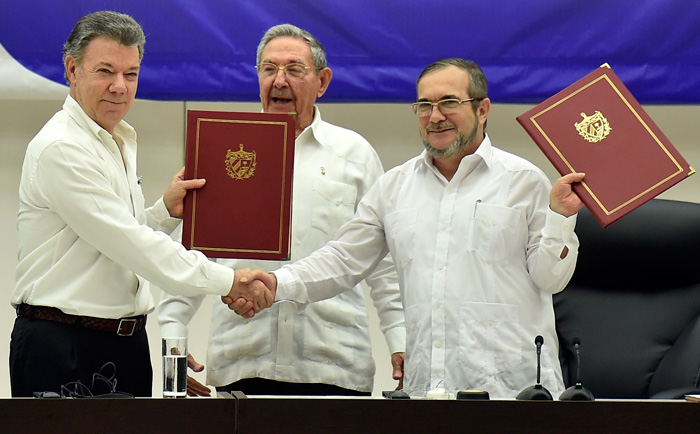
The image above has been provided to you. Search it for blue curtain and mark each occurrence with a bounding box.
[2,0,698,103]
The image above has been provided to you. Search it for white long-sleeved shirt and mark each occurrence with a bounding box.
[13,95,234,319]
[158,107,405,393]
[274,134,579,398]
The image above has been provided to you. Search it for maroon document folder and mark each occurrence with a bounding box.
[517,64,694,227]
[182,110,295,259]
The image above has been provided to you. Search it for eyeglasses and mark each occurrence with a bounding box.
[256,62,312,79]
[411,98,482,116]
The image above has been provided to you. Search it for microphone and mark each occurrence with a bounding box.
[559,337,595,401]
[516,335,553,400]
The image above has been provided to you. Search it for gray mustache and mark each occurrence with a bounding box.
[426,123,454,132]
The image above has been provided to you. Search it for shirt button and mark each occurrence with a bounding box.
[435,301,441,308]
[435,341,443,348]
[437,264,444,270]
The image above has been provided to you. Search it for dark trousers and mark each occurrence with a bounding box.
[217,377,371,396]
[9,316,152,397]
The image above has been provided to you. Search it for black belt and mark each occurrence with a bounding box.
[17,303,146,336]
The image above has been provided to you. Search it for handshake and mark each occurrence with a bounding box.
[221,268,278,318]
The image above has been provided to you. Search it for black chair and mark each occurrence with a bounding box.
[554,199,700,399]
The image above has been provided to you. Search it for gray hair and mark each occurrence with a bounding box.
[62,10,146,84]
[417,58,488,101]
[256,24,327,72]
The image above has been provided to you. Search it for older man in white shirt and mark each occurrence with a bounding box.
[158,24,405,397]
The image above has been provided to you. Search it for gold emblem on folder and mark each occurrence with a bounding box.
[575,111,612,143]
[225,144,256,180]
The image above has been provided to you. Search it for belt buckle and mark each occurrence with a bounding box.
[117,318,137,336]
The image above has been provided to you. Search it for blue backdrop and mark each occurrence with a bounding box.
[2,0,699,103]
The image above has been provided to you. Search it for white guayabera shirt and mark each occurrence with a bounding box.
[275,134,578,399]
[159,107,405,393]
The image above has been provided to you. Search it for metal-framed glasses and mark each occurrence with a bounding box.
[256,62,312,79]
[411,98,482,116]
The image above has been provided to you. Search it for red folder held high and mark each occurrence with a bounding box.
[517,64,694,227]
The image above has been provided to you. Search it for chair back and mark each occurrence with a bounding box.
[554,199,700,398]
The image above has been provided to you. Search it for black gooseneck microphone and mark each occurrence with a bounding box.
[559,337,595,401]
[516,335,553,400]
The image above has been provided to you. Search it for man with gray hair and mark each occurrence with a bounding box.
[10,10,259,397]
[158,24,405,396]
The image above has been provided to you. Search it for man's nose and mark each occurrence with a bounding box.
[273,69,289,87]
[110,74,127,93]
[429,104,446,122]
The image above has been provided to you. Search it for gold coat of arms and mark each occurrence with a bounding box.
[225,144,256,180]
[575,111,612,143]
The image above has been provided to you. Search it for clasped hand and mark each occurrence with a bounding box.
[550,172,586,217]
[221,268,277,318]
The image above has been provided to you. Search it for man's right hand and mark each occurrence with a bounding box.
[163,167,206,218]
[186,352,212,397]
[391,352,405,390]
[221,268,276,316]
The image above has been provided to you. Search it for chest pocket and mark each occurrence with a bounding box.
[469,203,521,263]
[310,178,358,236]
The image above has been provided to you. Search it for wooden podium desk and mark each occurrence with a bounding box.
[0,397,235,432]
[1,394,697,433]
[236,396,699,433]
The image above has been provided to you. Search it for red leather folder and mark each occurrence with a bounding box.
[517,64,694,227]
[182,110,295,259]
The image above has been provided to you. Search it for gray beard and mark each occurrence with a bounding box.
[422,123,478,160]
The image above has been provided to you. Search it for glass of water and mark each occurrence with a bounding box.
[162,337,187,398]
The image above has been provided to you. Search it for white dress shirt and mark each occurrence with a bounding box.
[158,107,405,393]
[13,96,234,319]
[274,134,578,398]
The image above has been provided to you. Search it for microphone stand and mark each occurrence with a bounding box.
[516,335,553,400]
[559,338,594,401]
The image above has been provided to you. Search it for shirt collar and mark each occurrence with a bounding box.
[297,106,335,150]
[63,94,137,144]
[297,106,322,140]
[419,133,494,174]
[472,133,493,166]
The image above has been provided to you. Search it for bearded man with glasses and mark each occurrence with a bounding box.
[232,58,587,399]
[159,24,405,397]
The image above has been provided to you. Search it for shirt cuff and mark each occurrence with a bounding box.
[152,196,182,233]
[206,261,236,296]
[545,206,578,242]
[273,267,310,305]
[384,326,407,355]
[160,322,188,339]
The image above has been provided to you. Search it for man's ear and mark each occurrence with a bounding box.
[477,97,491,124]
[65,56,78,85]
[316,67,333,98]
